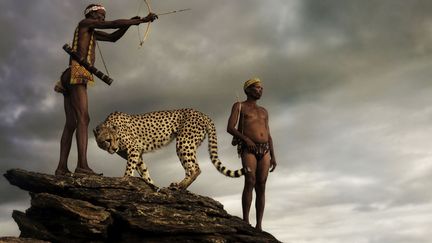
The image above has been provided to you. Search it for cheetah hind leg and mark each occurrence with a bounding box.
[169,152,201,190]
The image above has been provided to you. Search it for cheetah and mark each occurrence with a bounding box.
[93,108,246,190]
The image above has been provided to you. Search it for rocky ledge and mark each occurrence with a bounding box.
[3,169,280,243]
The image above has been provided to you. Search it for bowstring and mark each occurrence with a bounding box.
[93,0,110,76]
[136,0,144,46]
[96,41,110,77]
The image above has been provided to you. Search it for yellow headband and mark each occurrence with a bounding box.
[243,77,261,90]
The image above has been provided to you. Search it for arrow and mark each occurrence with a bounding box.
[157,8,191,16]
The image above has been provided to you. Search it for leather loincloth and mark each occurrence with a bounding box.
[238,141,270,161]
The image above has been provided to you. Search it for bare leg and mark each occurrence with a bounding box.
[70,84,97,174]
[55,95,76,175]
[255,153,271,231]
[241,152,257,225]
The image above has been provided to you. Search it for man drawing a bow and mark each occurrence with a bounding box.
[54,4,158,176]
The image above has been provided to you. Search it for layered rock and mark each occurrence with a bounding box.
[4,169,280,243]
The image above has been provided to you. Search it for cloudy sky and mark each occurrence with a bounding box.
[2,0,432,242]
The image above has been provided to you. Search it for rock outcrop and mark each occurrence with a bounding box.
[3,169,281,243]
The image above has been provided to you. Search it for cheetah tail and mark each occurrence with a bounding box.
[206,120,246,177]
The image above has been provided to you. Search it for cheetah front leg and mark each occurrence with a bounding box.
[124,149,140,177]
[136,158,159,190]
[123,148,158,190]
[123,147,145,177]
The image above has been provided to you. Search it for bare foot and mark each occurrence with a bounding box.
[255,224,263,232]
[74,167,103,176]
[55,169,72,176]
[243,218,251,226]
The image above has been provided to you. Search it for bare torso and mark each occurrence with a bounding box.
[239,102,269,143]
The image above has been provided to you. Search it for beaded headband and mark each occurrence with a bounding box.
[84,5,105,16]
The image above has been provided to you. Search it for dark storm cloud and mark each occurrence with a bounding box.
[301,0,432,49]
[260,0,432,102]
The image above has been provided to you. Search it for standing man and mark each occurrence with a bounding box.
[54,4,158,176]
[227,78,277,231]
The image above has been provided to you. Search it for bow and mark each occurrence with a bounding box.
[136,1,190,47]
[137,0,152,47]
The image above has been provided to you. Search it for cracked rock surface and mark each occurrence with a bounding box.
[3,169,281,243]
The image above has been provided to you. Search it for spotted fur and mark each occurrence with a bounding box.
[94,108,246,190]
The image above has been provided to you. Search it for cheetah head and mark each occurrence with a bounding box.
[93,124,120,154]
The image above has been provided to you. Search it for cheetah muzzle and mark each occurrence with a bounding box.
[94,108,246,190]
